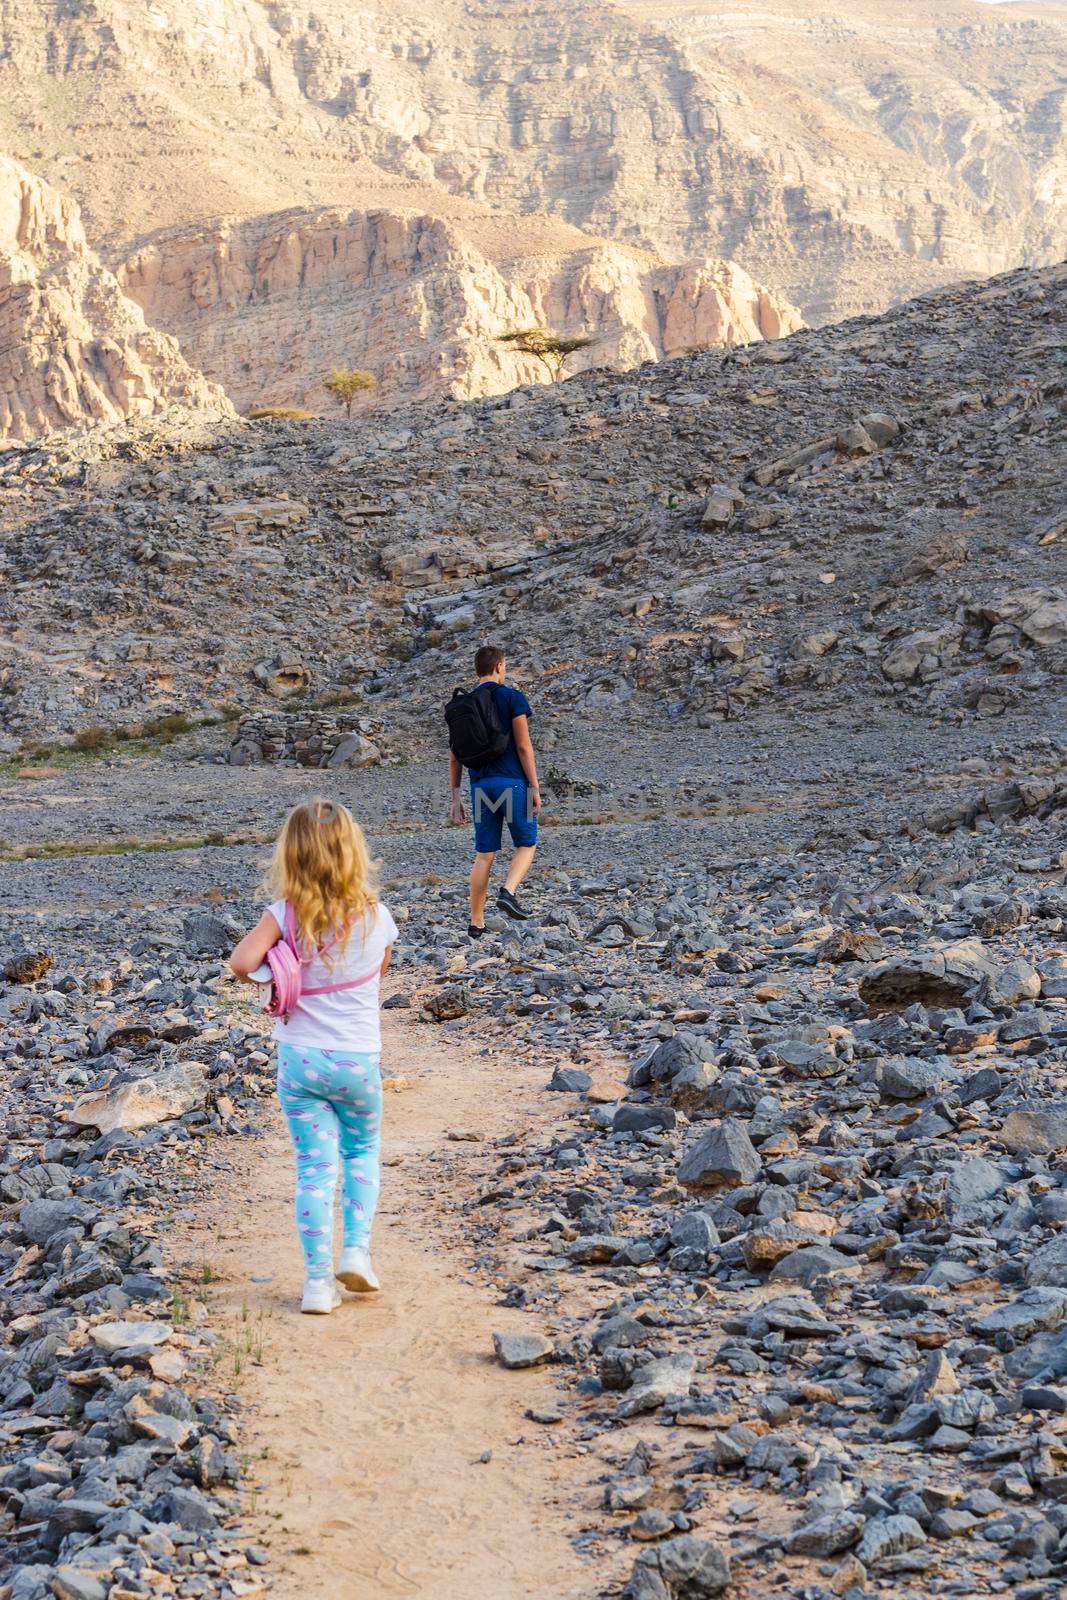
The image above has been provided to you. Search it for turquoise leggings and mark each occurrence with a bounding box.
[276,1044,383,1281]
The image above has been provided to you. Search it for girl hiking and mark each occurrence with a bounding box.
[229,799,397,1315]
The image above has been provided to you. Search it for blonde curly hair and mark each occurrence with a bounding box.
[267,798,379,957]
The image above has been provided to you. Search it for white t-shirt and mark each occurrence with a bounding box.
[267,900,398,1052]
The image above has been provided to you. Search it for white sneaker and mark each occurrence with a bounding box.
[336,1247,380,1293]
[301,1278,342,1315]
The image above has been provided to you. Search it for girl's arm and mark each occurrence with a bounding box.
[380,943,393,979]
[228,910,282,980]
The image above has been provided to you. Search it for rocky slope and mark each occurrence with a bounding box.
[115,206,800,412]
[0,157,233,442]
[0,0,1063,327]
[0,258,1062,764]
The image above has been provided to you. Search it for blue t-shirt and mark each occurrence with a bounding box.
[468,682,532,783]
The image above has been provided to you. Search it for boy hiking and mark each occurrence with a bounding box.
[228,799,397,1315]
[446,645,541,937]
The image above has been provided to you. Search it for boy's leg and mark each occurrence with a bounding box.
[504,845,537,895]
[277,1047,340,1281]
[502,780,539,896]
[330,1052,384,1248]
[470,850,495,925]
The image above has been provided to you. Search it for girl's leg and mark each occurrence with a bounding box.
[277,1045,341,1281]
[328,1052,383,1250]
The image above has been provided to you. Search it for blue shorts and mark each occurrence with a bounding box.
[471,776,538,854]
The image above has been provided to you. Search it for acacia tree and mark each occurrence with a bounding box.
[324,367,376,418]
[496,328,597,383]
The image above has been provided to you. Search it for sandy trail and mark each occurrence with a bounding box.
[198,1012,591,1600]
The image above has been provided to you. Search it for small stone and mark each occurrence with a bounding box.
[492,1330,554,1369]
[547,1066,592,1093]
[631,1509,674,1541]
[92,1320,173,1354]
[786,1510,865,1556]
[51,1568,109,1600]
[678,1119,761,1190]
[856,1514,927,1567]
[623,1535,730,1599]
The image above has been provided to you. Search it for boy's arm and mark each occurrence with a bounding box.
[512,715,541,813]
[449,752,466,823]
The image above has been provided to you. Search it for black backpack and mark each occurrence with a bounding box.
[445,682,510,769]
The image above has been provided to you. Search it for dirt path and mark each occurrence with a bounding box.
[197,1013,592,1600]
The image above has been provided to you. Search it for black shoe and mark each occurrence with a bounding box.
[497,887,533,921]
[467,922,486,939]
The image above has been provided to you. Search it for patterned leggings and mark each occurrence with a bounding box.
[276,1044,383,1281]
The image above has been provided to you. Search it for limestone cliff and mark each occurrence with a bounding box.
[0,157,233,442]
[0,0,1062,325]
[116,207,801,412]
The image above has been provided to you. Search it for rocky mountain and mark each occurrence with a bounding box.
[0,0,1064,328]
[0,259,1062,761]
[0,156,233,441]
[114,206,799,412]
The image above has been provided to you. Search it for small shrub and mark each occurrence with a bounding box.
[248,406,315,421]
[138,711,194,743]
[73,725,111,752]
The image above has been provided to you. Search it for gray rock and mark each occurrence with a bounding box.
[43,1498,111,1544]
[1026,1233,1067,1288]
[614,1104,677,1133]
[326,733,381,769]
[1000,1105,1067,1155]
[945,1156,1006,1221]
[181,911,242,954]
[548,1065,592,1092]
[981,956,1041,1008]
[630,1034,710,1088]
[493,1330,554,1369]
[930,1508,980,1538]
[678,1119,761,1190]
[856,1514,927,1567]
[669,1210,720,1253]
[617,1353,695,1418]
[768,1245,855,1286]
[147,1485,218,1532]
[93,1319,173,1354]
[869,1055,954,1100]
[623,1536,730,1600]
[858,939,999,1011]
[667,1061,721,1112]
[51,1571,109,1600]
[786,1510,865,1556]
[18,1197,94,1245]
[973,1288,1067,1339]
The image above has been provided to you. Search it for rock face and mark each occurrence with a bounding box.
[116,208,800,412]
[0,156,233,441]
[0,0,1062,328]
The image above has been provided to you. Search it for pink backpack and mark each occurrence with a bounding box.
[265,903,379,1024]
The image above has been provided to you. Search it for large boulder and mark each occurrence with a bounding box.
[858,938,1001,1011]
[68,1063,208,1134]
